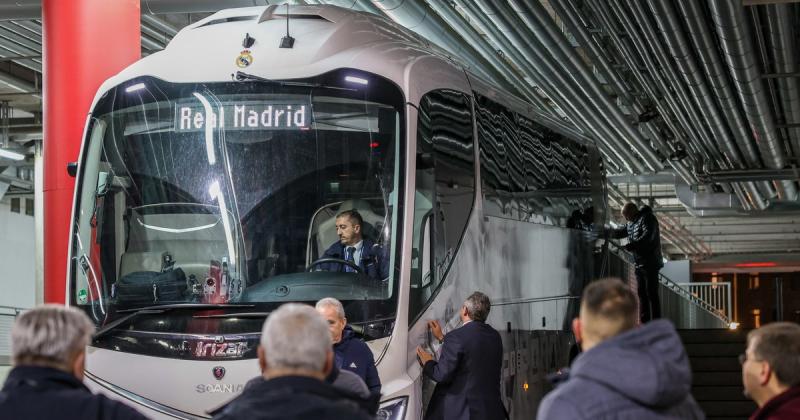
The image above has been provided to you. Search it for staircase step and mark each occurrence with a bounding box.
[697,400,757,418]
[692,386,750,401]
[689,357,741,372]
[707,417,750,420]
[677,329,749,344]
[692,371,743,386]
[684,343,743,357]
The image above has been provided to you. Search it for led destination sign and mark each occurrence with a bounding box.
[175,100,310,132]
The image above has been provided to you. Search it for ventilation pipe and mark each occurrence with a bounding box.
[422,1,549,112]
[765,4,800,160]
[613,1,722,166]
[708,0,797,201]
[583,0,707,165]
[648,0,765,210]
[677,0,772,208]
[485,0,662,172]
[451,0,635,172]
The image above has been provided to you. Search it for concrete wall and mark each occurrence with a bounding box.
[662,259,691,283]
[0,197,36,309]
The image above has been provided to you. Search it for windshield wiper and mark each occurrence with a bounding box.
[93,303,256,340]
[234,71,354,91]
[193,311,270,319]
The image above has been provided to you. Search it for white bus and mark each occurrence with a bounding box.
[68,5,608,419]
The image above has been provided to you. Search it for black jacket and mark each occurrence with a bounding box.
[212,375,373,420]
[423,321,506,420]
[0,366,148,420]
[611,205,664,269]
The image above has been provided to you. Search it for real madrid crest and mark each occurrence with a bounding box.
[236,50,253,68]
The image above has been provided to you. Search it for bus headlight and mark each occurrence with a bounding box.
[376,396,408,420]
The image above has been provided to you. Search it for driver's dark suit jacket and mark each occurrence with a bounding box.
[319,239,389,281]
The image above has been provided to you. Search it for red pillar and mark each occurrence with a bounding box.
[42,0,140,303]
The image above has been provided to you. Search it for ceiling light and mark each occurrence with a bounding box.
[345,76,368,85]
[0,148,24,161]
[125,83,146,93]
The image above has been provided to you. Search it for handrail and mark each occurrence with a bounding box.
[676,282,732,324]
[661,275,730,325]
[604,241,730,325]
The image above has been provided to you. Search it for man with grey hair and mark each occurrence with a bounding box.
[315,297,381,394]
[0,305,147,420]
[416,291,505,419]
[741,322,800,419]
[212,303,372,420]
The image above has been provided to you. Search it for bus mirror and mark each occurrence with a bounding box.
[67,161,78,177]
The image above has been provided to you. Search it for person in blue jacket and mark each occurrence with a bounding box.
[316,297,381,394]
[537,278,704,420]
[318,210,388,282]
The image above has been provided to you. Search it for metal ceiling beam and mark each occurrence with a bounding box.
[702,168,800,182]
[743,0,800,5]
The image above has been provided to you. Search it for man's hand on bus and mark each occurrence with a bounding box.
[416,346,434,366]
[428,320,444,343]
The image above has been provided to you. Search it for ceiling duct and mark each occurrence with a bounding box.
[449,0,630,171]
[764,4,800,160]
[648,0,765,210]
[708,0,798,201]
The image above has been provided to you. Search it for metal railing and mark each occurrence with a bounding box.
[658,274,729,328]
[676,282,732,324]
[600,242,728,328]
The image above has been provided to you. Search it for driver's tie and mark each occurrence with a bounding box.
[345,246,356,272]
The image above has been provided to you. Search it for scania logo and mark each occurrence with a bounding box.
[212,366,226,381]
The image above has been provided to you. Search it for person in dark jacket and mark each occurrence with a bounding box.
[416,291,506,420]
[741,322,800,420]
[537,278,704,419]
[212,303,372,420]
[0,305,148,420]
[316,297,381,394]
[318,210,389,281]
[609,202,664,322]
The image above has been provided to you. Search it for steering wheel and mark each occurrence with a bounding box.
[306,258,365,274]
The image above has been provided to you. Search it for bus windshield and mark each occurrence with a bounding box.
[71,70,404,341]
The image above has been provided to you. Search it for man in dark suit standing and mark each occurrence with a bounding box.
[319,210,388,281]
[416,292,506,420]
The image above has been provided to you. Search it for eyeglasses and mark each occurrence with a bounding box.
[739,353,762,365]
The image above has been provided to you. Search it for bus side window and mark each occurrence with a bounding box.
[409,89,475,324]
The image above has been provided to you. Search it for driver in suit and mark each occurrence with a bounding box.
[319,210,389,281]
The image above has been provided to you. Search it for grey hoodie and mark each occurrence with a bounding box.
[537,320,704,420]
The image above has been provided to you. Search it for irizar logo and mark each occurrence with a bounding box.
[194,341,248,358]
[349,362,357,369]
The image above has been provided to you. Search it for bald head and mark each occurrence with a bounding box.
[621,203,639,222]
[576,278,637,350]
